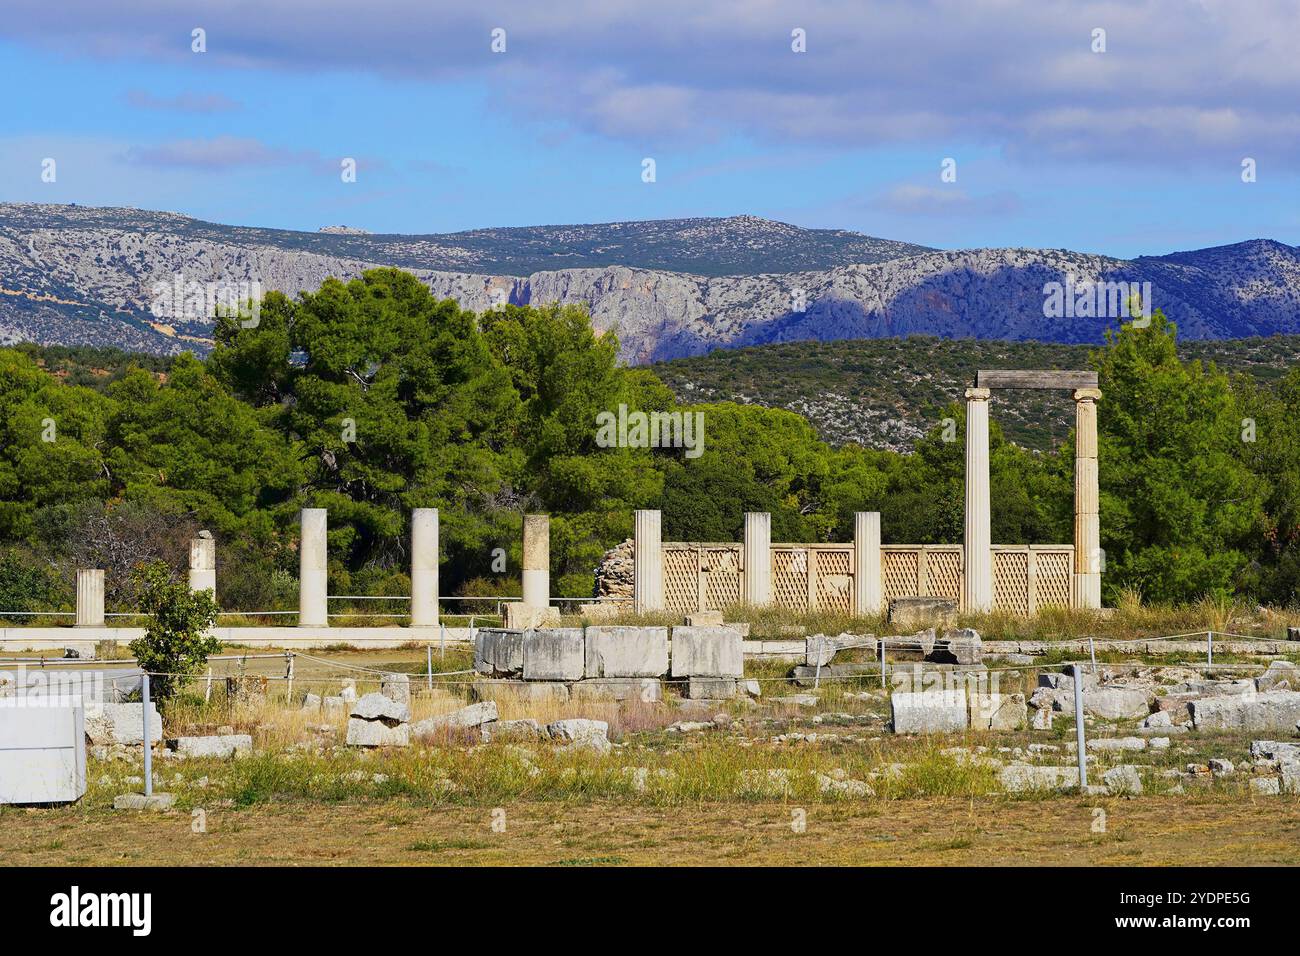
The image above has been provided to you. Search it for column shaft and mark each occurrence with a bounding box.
[633,509,663,613]
[1073,388,1103,609]
[189,534,216,602]
[411,508,440,626]
[853,511,883,616]
[521,514,550,609]
[742,512,772,606]
[299,508,329,627]
[964,388,993,612]
[75,569,105,627]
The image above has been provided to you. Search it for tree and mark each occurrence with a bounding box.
[1091,311,1266,603]
[128,561,220,701]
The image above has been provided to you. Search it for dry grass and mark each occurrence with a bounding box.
[7,794,1300,867]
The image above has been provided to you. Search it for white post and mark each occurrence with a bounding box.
[742,512,771,606]
[963,388,993,613]
[521,514,550,609]
[299,508,328,627]
[1073,388,1103,610]
[853,511,883,616]
[75,569,105,627]
[633,509,664,613]
[1072,663,1088,790]
[411,508,440,626]
[142,673,153,798]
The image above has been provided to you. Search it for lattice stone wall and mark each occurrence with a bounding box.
[662,544,742,613]
[662,541,1072,614]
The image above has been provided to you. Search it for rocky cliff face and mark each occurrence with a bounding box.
[3,203,1298,362]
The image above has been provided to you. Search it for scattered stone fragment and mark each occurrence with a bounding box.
[1208,758,1235,776]
[546,718,611,754]
[381,673,411,706]
[1103,765,1143,796]
[1088,736,1147,752]
[891,690,968,733]
[169,735,252,759]
[346,692,411,747]
[113,793,175,811]
[1255,660,1298,693]
[1250,777,1281,795]
[412,701,498,736]
[814,772,874,797]
[999,764,1076,792]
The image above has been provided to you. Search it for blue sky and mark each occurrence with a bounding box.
[2,0,1298,258]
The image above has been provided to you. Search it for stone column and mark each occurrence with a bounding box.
[299,508,328,627]
[963,388,993,613]
[633,509,663,613]
[1073,387,1103,609]
[853,511,883,616]
[75,569,105,627]
[521,514,550,609]
[188,532,216,602]
[411,508,439,626]
[742,512,771,606]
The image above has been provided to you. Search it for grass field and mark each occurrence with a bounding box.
[7,794,1299,866]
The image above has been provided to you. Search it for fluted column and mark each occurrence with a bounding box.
[299,508,328,627]
[853,511,883,615]
[75,569,105,627]
[633,509,663,612]
[189,533,216,602]
[742,512,771,606]
[1073,388,1103,609]
[522,514,550,609]
[963,388,993,613]
[411,508,440,626]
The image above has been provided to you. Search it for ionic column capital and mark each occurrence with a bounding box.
[965,387,991,402]
[1073,387,1102,402]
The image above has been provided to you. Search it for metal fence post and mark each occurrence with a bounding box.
[1088,635,1097,674]
[879,637,886,689]
[1072,663,1087,790]
[439,622,446,661]
[426,644,433,694]
[142,673,153,798]
[285,651,294,704]
[1207,630,1213,669]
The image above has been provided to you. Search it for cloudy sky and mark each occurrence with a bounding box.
[1,0,1297,256]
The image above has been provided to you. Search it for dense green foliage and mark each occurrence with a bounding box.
[0,269,1297,610]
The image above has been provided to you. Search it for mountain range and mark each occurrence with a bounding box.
[2,202,1299,363]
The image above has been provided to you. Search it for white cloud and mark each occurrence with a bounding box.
[3,0,1299,163]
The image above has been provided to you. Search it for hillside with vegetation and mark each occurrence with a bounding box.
[653,335,1300,451]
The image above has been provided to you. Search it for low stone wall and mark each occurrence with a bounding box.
[984,638,1294,657]
[475,624,746,701]
[0,625,477,653]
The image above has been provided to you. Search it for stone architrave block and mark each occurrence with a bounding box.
[584,626,669,678]
[670,626,743,678]
[522,628,586,681]
[474,629,526,677]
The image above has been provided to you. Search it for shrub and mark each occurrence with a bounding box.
[128,560,220,701]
